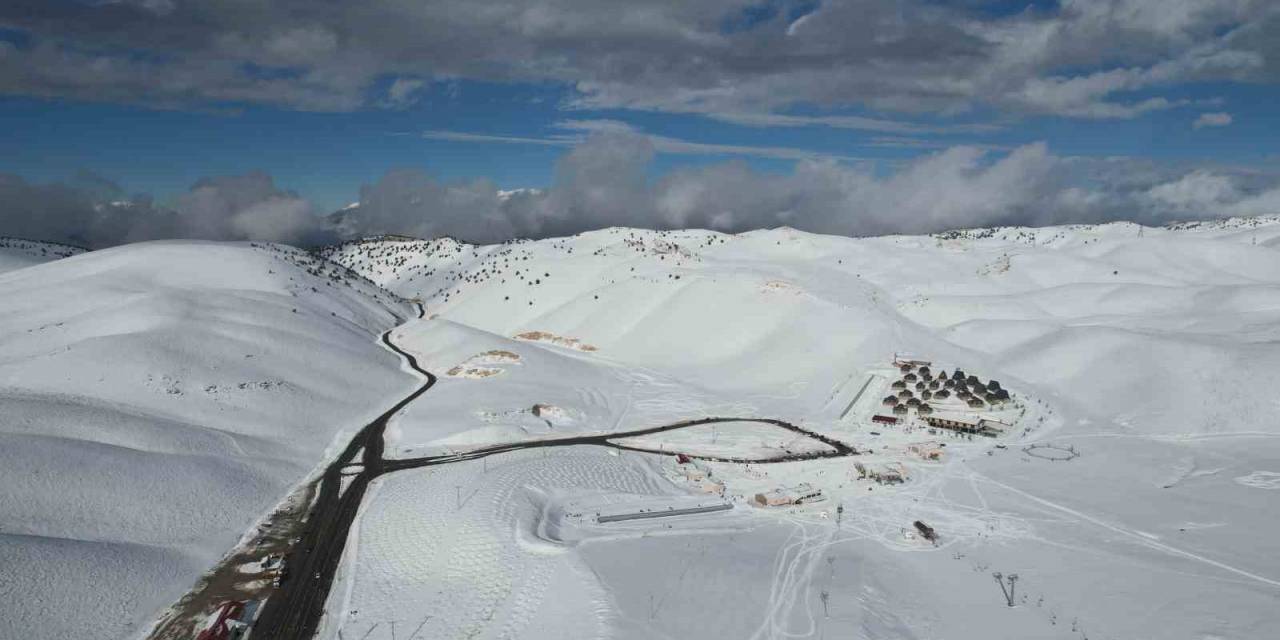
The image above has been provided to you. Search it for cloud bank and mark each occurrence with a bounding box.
[5,135,1278,249]
[1,0,1275,122]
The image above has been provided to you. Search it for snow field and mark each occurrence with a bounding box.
[320,447,680,640]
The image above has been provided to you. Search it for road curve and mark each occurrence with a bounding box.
[252,302,858,639]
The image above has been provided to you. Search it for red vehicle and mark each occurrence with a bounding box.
[196,600,256,640]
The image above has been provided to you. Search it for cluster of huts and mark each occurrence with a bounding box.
[881,362,1010,417]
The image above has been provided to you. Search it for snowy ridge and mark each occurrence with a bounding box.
[0,241,415,640]
[0,236,87,273]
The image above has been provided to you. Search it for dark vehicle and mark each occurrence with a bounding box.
[913,520,937,542]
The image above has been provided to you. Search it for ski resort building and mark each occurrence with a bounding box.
[872,415,899,425]
[909,442,944,460]
[753,483,823,507]
[924,414,1004,437]
[674,459,724,494]
[856,462,907,484]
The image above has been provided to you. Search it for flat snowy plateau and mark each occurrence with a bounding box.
[4,218,1280,639]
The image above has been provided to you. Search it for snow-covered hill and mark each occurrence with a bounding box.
[0,241,416,640]
[315,220,1280,640]
[0,236,86,273]
[10,216,1280,640]
[323,219,1280,439]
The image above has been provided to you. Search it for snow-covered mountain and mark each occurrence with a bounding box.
[0,241,415,640]
[312,220,1280,640]
[7,217,1280,640]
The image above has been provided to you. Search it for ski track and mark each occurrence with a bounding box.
[970,470,1280,589]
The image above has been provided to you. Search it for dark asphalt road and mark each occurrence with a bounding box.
[251,307,435,640]
[251,305,859,639]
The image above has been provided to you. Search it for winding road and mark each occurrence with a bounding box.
[250,305,858,639]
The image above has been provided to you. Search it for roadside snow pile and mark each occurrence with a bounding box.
[0,241,414,640]
[0,236,86,273]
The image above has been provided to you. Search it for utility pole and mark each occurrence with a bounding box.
[993,572,1018,607]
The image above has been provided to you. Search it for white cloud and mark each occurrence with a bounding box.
[6,135,1280,249]
[423,121,851,161]
[1193,111,1234,128]
[707,112,1001,135]
[383,78,427,109]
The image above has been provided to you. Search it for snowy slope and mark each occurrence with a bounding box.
[0,236,86,273]
[0,241,415,640]
[316,220,1280,640]
[325,220,1280,439]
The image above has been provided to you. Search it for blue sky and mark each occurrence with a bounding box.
[1,1,1278,246]
[2,77,1273,213]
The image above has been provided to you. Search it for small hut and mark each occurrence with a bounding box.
[952,369,965,381]
[915,381,926,391]
[918,403,934,415]
[882,395,899,407]
[907,397,922,408]
[899,363,912,373]
[937,370,949,381]
[967,397,985,409]
[928,379,940,390]
[918,366,931,377]
[921,390,932,401]
[966,374,980,386]
[898,389,914,400]
[987,380,1002,392]
[934,389,950,399]
[904,373,918,383]
[891,380,906,390]
[994,388,1010,401]
[892,404,908,415]
[984,392,1000,403]
[943,378,957,389]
